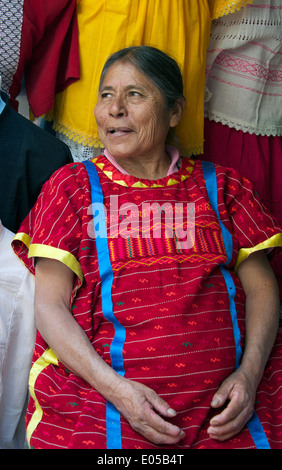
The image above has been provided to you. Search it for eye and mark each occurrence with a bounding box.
[128,90,142,97]
[100,92,112,99]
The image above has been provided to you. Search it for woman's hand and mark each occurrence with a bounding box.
[207,367,256,441]
[108,376,185,445]
[208,251,280,442]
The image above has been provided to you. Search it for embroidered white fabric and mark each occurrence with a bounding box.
[56,132,104,162]
[204,0,282,136]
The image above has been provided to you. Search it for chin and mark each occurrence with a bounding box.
[107,146,133,160]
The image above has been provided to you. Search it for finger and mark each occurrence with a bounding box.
[208,394,253,441]
[143,387,180,423]
[117,381,186,444]
[147,392,177,419]
[208,424,240,442]
[210,381,234,410]
[207,409,250,442]
[210,389,244,426]
[211,379,254,428]
[136,410,185,445]
[144,400,184,436]
[131,392,185,445]
[140,424,185,446]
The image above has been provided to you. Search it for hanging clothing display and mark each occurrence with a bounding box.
[202,119,282,297]
[201,0,282,297]
[0,1,24,97]
[204,0,282,135]
[0,0,80,117]
[0,93,73,233]
[202,120,282,230]
[47,0,253,161]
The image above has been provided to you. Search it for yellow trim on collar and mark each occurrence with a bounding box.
[167,178,180,186]
[91,156,195,189]
[131,181,149,188]
[235,233,282,271]
[113,179,128,187]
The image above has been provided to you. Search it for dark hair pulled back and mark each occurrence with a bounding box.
[99,45,185,110]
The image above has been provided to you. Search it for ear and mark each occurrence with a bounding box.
[169,97,186,128]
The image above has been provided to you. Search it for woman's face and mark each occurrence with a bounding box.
[95,61,179,162]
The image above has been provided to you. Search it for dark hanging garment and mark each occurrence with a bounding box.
[0,94,73,233]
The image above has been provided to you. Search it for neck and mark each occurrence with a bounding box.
[119,155,171,179]
[108,150,172,180]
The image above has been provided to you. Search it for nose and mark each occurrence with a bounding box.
[109,95,127,118]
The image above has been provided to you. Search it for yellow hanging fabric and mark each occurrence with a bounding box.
[209,0,254,19]
[48,0,253,156]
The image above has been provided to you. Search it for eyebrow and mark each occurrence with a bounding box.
[100,84,147,93]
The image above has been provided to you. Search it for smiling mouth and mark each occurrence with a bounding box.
[107,127,133,135]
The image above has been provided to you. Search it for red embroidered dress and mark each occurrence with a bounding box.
[12,155,282,449]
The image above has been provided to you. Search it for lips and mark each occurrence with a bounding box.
[107,127,133,135]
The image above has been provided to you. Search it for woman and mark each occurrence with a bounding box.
[13,46,282,449]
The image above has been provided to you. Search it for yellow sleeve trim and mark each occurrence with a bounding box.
[13,231,32,248]
[235,233,282,271]
[13,234,83,283]
[26,348,59,447]
[28,244,83,284]
[12,234,84,288]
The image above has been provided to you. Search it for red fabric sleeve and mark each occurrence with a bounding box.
[216,165,282,267]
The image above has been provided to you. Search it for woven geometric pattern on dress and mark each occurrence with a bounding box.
[86,156,228,272]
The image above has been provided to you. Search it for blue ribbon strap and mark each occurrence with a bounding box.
[84,160,126,449]
[202,161,270,449]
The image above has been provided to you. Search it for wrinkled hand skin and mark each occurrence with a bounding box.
[207,367,258,441]
[108,377,186,445]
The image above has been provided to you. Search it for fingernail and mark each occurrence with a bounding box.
[210,418,218,426]
[207,426,217,435]
[211,398,219,407]
[167,407,177,417]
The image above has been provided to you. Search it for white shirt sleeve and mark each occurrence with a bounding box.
[0,222,36,449]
